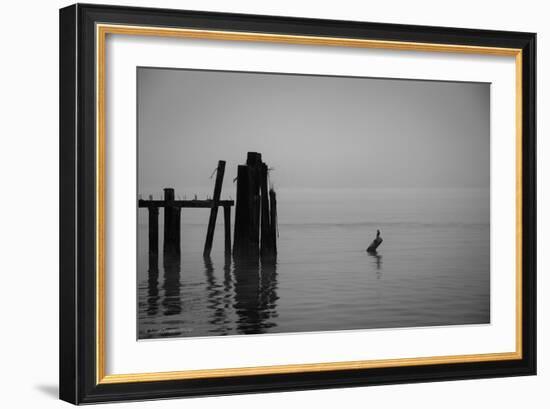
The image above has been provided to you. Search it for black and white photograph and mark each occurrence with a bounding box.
[53,2,537,405]
[137,67,490,339]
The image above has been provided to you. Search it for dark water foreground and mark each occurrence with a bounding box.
[138,221,489,339]
[141,255,278,338]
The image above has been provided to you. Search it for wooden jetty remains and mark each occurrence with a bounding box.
[138,160,234,269]
[233,152,278,260]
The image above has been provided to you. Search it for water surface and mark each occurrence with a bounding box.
[137,188,489,339]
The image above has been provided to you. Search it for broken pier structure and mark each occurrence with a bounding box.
[233,152,277,261]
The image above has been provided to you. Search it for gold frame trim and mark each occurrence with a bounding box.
[96,23,523,385]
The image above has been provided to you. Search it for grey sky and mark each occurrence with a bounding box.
[137,67,489,195]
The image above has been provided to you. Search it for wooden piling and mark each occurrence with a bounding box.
[203,161,226,257]
[247,153,261,258]
[246,151,262,167]
[233,165,251,258]
[269,188,278,256]
[148,206,159,272]
[224,205,231,256]
[260,163,274,259]
[147,193,160,315]
[234,153,263,258]
[163,188,174,254]
[163,188,181,266]
[233,152,277,260]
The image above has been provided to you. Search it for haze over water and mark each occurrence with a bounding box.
[138,187,489,339]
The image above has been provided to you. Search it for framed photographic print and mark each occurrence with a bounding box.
[59,3,536,404]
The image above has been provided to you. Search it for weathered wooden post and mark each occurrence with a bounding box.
[268,188,278,257]
[163,188,181,266]
[147,192,160,316]
[203,161,226,257]
[260,163,276,259]
[148,205,159,272]
[234,152,261,258]
[233,164,251,258]
[260,163,270,253]
[223,205,231,256]
[162,188,181,316]
[247,152,262,258]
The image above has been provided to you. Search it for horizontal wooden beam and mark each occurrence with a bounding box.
[138,199,234,208]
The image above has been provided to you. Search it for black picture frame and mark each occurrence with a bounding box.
[60,3,536,404]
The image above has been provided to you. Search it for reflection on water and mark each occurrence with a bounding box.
[203,256,233,335]
[146,266,159,316]
[368,252,383,279]
[162,259,182,316]
[140,250,278,338]
[233,257,278,334]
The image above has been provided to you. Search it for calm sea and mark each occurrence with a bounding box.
[137,188,489,339]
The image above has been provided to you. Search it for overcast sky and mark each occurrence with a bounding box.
[137,67,489,196]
